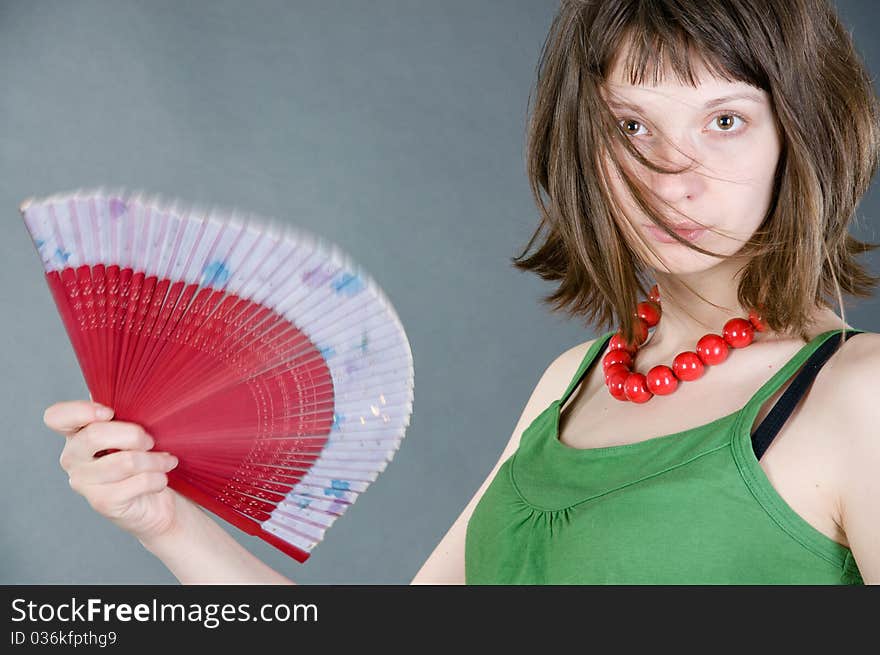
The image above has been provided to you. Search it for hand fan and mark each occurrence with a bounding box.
[19,188,414,563]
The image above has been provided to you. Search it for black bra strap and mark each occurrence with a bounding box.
[751,329,864,461]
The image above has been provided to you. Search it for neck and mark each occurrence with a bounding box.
[645,256,762,353]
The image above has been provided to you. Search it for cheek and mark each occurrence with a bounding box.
[601,151,642,215]
[603,166,682,264]
[709,166,780,246]
[601,160,642,232]
[704,130,781,187]
[594,158,643,250]
[713,137,780,208]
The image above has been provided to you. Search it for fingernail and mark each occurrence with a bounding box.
[167,456,179,469]
[95,406,114,420]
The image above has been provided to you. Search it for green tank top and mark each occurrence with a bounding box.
[465,328,864,584]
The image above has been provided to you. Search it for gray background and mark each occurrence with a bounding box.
[1,0,877,584]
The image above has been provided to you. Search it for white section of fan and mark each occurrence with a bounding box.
[21,189,415,556]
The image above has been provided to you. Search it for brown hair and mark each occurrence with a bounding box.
[512,0,880,346]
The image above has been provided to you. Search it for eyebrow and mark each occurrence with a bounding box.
[606,91,766,112]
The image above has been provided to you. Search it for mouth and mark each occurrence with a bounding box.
[643,224,707,243]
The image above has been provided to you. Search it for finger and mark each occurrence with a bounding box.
[62,422,155,467]
[43,401,114,436]
[69,450,178,487]
[86,471,171,514]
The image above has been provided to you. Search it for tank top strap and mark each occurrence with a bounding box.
[559,330,615,407]
[750,328,865,460]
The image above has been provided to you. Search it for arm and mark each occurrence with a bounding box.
[138,493,296,585]
[410,339,595,584]
[835,333,880,584]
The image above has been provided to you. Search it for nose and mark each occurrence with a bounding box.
[644,136,705,201]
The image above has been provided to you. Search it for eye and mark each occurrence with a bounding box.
[619,118,647,137]
[708,112,747,134]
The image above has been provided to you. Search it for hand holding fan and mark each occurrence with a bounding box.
[20,189,414,563]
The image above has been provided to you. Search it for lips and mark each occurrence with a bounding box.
[644,224,706,243]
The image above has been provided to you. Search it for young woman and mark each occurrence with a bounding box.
[43,0,880,584]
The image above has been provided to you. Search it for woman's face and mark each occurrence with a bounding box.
[600,56,783,276]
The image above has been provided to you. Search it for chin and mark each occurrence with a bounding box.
[637,226,755,274]
[642,250,728,276]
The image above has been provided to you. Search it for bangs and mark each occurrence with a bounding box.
[589,2,770,91]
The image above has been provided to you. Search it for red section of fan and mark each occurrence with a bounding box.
[47,263,335,562]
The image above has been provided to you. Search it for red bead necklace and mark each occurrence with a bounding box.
[603,284,767,403]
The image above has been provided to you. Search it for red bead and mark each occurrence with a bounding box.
[749,307,766,332]
[722,317,755,348]
[637,301,661,328]
[602,349,632,372]
[648,284,661,304]
[696,333,729,365]
[608,332,638,355]
[604,362,630,384]
[672,351,705,381]
[623,372,653,403]
[606,369,630,401]
[646,365,679,395]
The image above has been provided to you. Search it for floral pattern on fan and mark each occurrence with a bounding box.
[20,188,415,563]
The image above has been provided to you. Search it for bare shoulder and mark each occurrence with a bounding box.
[544,334,605,396]
[822,330,880,583]
[556,336,602,372]
[816,330,880,444]
[825,330,880,429]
